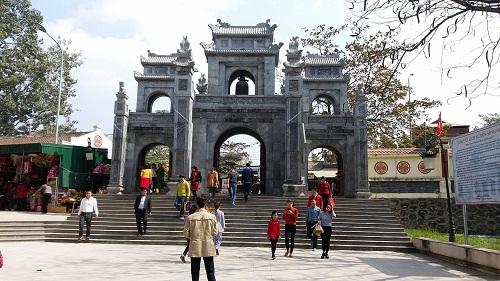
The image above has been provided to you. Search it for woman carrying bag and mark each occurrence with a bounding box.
[317,204,336,259]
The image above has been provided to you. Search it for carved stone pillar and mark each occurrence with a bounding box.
[108,82,129,194]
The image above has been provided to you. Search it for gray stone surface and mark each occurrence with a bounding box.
[1,242,497,280]
[113,20,369,197]
[386,198,500,235]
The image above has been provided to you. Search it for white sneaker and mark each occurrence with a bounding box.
[312,248,316,252]
[232,202,235,206]
[179,216,184,220]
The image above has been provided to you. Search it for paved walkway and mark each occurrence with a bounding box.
[0,210,69,222]
[1,242,497,281]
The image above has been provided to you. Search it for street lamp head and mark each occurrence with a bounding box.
[35,23,47,33]
[420,147,438,170]
[85,137,93,161]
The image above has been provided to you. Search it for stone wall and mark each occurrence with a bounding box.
[385,198,500,236]
[370,181,440,193]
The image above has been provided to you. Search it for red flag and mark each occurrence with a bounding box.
[436,112,444,137]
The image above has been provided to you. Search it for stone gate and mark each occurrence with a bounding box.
[108,19,369,197]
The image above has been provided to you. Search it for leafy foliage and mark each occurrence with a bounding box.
[474,113,500,129]
[302,24,441,148]
[348,0,500,105]
[218,141,250,175]
[145,145,169,167]
[0,0,83,136]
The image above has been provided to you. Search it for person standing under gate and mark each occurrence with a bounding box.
[151,163,157,193]
[206,167,219,201]
[317,176,331,211]
[228,167,239,205]
[283,199,298,258]
[140,164,152,192]
[241,163,254,202]
[156,163,165,192]
[189,166,202,201]
[78,190,99,241]
[184,194,218,281]
[134,187,152,236]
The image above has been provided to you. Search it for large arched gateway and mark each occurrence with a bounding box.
[109,20,369,198]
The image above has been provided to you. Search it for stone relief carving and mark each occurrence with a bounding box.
[288,36,300,54]
[256,19,277,31]
[270,42,284,50]
[178,79,188,91]
[200,42,215,50]
[178,36,191,53]
[196,74,208,94]
[118,81,126,94]
[217,18,231,27]
[197,74,207,86]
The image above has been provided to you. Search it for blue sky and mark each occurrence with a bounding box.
[30,0,499,138]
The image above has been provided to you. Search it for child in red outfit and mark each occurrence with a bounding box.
[267,211,281,260]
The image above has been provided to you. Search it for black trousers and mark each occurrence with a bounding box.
[79,212,93,238]
[270,238,278,257]
[321,225,332,253]
[284,224,296,253]
[17,198,27,211]
[191,256,216,281]
[183,238,190,256]
[135,209,148,234]
[42,193,51,213]
[307,221,318,249]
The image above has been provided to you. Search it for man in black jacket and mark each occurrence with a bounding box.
[134,187,152,236]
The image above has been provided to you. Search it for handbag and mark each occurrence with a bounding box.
[183,201,191,212]
[313,224,324,236]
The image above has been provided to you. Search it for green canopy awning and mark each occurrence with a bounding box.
[0,142,109,188]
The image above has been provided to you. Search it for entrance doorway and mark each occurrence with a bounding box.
[214,128,266,194]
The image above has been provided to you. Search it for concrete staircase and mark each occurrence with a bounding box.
[48,194,415,251]
[2,194,415,252]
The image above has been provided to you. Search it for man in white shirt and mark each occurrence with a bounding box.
[134,187,152,236]
[78,190,99,241]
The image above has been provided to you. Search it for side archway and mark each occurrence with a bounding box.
[147,92,171,113]
[308,145,344,196]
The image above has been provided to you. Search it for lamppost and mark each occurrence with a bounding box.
[85,137,94,161]
[408,73,414,142]
[36,24,63,144]
[421,134,456,242]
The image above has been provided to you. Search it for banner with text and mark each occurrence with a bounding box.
[451,123,500,204]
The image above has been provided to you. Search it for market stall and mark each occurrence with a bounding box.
[0,142,109,212]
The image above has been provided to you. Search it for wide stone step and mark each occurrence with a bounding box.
[3,196,414,252]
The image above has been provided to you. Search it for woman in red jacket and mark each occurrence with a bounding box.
[267,211,281,260]
[282,199,298,258]
[317,176,331,211]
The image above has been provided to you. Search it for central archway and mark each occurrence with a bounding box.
[214,127,266,193]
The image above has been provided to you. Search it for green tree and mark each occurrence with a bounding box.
[474,113,500,130]
[0,0,83,136]
[302,24,441,148]
[218,141,250,175]
[145,145,169,167]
